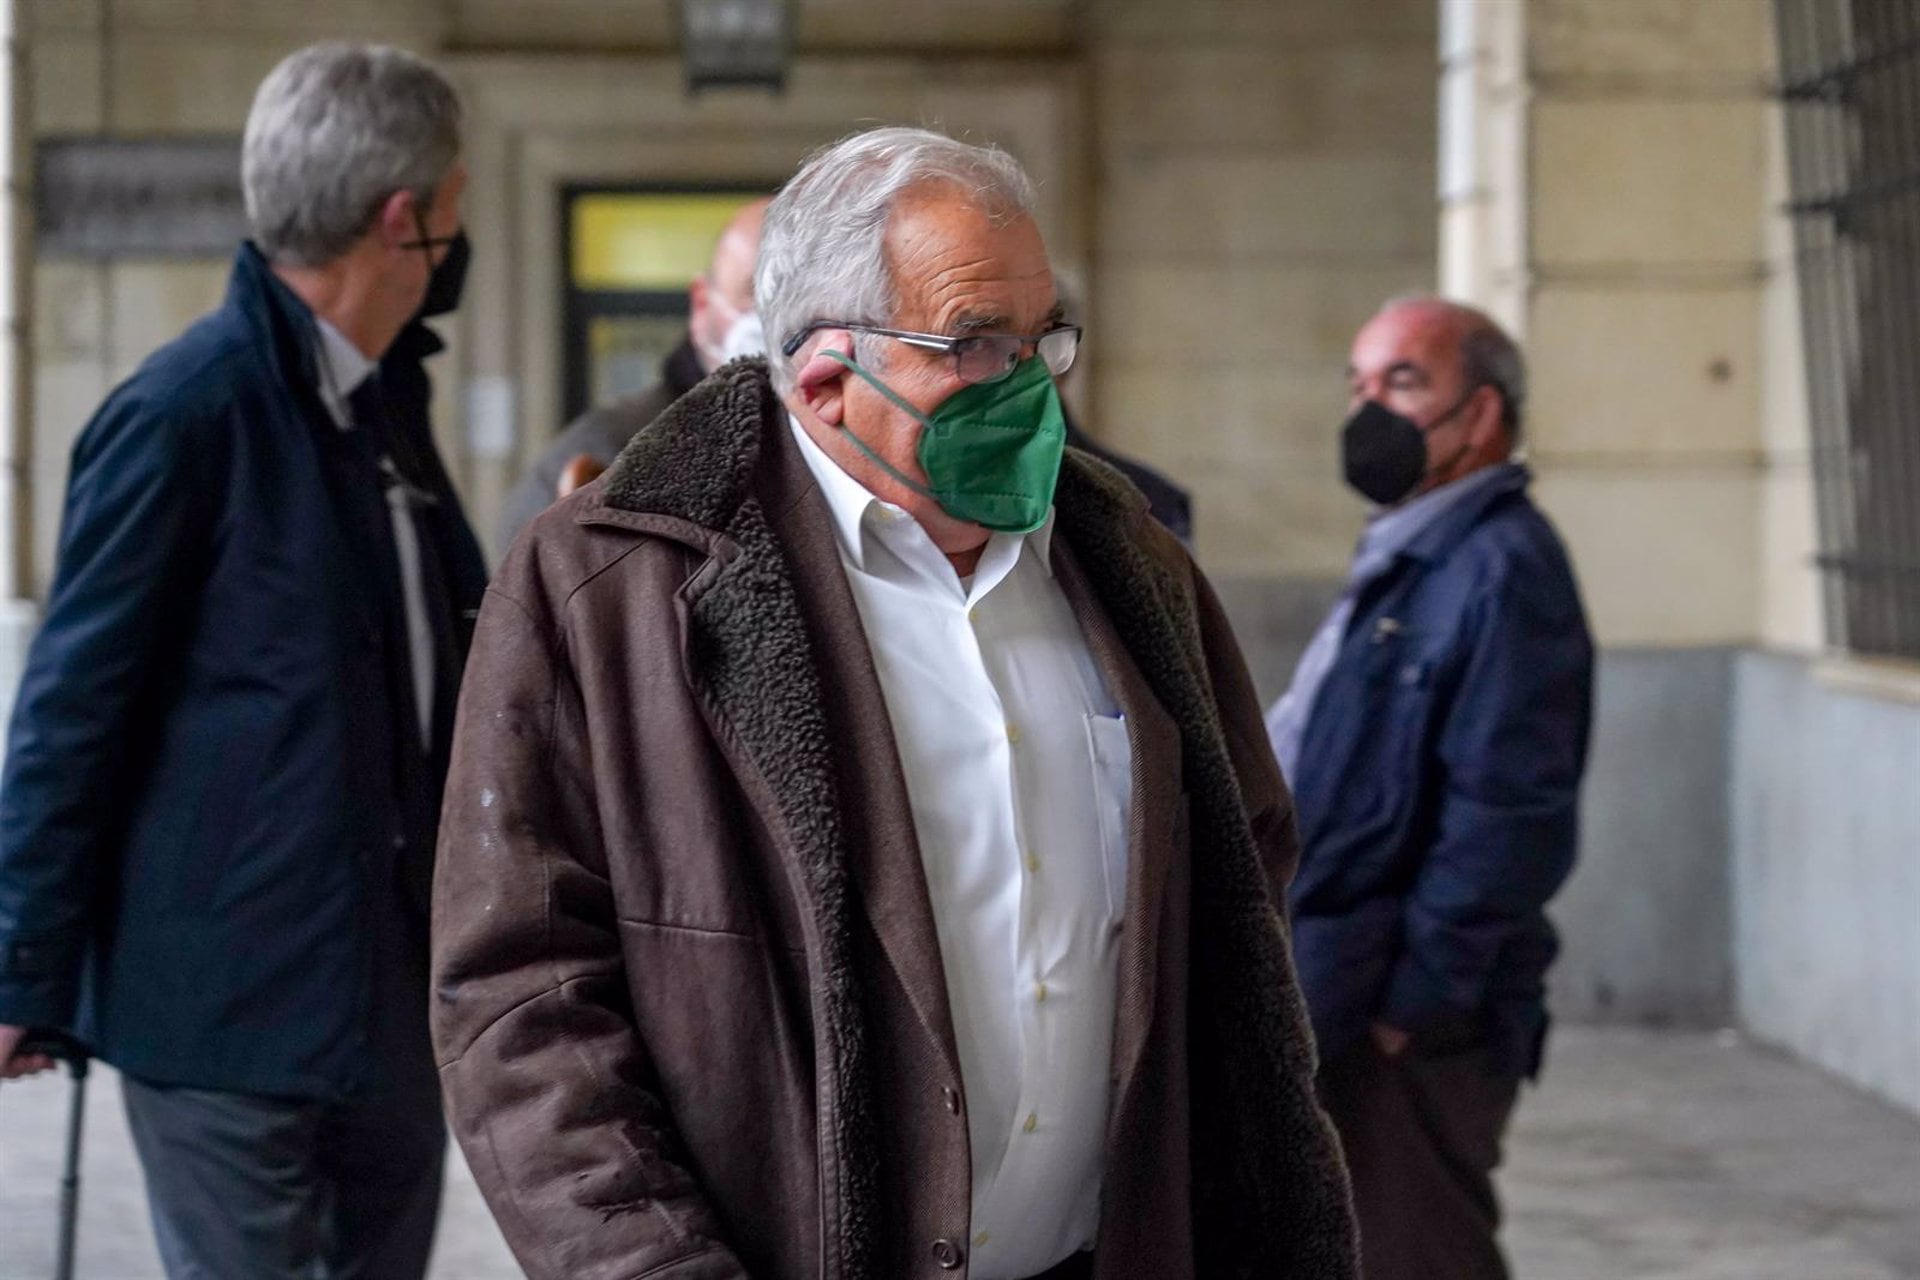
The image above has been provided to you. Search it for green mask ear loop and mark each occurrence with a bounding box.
[818,348,947,505]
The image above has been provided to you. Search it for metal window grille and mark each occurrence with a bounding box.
[1776,0,1920,661]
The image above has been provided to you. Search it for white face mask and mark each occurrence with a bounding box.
[718,311,766,363]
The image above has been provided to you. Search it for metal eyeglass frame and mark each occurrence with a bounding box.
[780,321,1082,384]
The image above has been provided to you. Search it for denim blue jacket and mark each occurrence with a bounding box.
[1285,466,1593,1077]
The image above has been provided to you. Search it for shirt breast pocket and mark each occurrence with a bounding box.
[1083,712,1134,921]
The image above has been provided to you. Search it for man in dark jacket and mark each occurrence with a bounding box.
[494,195,771,549]
[0,43,486,1279]
[1267,297,1593,1280]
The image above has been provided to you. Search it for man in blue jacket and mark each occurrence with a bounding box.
[1267,297,1593,1280]
[0,43,486,1279]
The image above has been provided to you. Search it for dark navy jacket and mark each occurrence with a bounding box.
[1287,467,1592,1077]
[0,245,486,1099]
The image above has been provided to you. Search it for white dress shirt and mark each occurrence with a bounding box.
[791,417,1131,1280]
[312,317,436,750]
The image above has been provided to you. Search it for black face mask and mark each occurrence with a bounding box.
[415,228,470,318]
[1340,389,1477,507]
[403,207,471,319]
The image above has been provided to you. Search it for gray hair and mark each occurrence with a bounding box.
[242,43,463,267]
[1461,322,1527,441]
[757,126,1039,394]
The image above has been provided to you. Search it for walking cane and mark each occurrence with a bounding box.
[10,1029,90,1280]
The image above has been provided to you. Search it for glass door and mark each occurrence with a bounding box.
[560,185,769,424]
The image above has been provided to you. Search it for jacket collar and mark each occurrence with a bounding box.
[226,241,449,406]
[226,242,329,411]
[1397,462,1531,566]
[589,358,772,535]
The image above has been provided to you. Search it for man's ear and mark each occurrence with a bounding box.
[375,188,419,253]
[793,330,854,427]
[1466,383,1507,449]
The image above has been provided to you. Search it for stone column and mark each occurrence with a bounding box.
[1442,0,1778,651]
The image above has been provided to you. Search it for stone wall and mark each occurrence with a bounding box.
[1732,652,1920,1115]
[1090,0,1438,579]
[22,0,1440,579]
[1444,0,1779,651]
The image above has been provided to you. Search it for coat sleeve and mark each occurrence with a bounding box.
[1377,562,1594,1038]
[430,582,750,1280]
[0,395,212,1028]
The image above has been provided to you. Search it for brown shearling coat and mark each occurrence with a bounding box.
[430,360,1357,1280]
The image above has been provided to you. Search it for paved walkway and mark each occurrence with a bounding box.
[3,1026,1917,1278]
[1502,1027,1920,1279]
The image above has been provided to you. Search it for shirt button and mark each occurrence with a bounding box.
[1025,852,1040,875]
[942,1087,961,1116]
[930,1238,964,1270]
[1005,723,1022,745]
[1035,981,1048,1003]
[1022,1110,1038,1134]
[968,607,979,623]
[973,1230,992,1247]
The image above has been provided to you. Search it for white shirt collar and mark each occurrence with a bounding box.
[312,316,378,432]
[786,413,1055,581]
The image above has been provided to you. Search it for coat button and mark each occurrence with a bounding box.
[930,1238,964,1270]
[941,1087,960,1116]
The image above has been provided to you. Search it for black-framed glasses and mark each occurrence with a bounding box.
[400,206,459,253]
[781,321,1081,385]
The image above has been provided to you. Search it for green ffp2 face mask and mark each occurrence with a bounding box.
[824,350,1068,534]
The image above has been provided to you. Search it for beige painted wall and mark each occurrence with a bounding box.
[1090,0,1439,578]
[1441,0,1822,653]
[23,0,1828,647]
[23,0,1439,587]
[27,0,449,597]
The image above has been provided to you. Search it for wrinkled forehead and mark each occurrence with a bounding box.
[882,189,1057,331]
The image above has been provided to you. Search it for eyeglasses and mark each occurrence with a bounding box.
[401,207,460,254]
[781,321,1082,385]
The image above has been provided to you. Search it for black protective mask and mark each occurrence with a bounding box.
[416,228,470,318]
[1340,389,1477,506]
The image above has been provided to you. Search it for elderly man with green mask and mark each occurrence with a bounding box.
[431,126,1357,1280]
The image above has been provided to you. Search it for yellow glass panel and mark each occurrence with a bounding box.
[570,193,759,291]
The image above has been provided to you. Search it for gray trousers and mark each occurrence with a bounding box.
[120,1071,444,1280]
[1318,1038,1522,1280]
